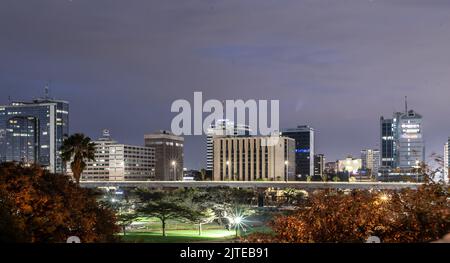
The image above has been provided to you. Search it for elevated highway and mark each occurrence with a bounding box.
[80,180,422,190]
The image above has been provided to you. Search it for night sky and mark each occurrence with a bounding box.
[1,0,450,169]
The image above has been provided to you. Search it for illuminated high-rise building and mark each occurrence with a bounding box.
[380,113,399,168]
[0,96,69,173]
[361,149,380,177]
[314,154,325,178]
[379,99,424,179]
[396,110,424,169]
[281,125,315,179]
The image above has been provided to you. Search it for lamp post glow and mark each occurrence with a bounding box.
[284,160,289,182]
[233,216,243,237]
[172,160,177,180]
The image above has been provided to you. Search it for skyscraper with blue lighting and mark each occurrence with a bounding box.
[281,125,315,179]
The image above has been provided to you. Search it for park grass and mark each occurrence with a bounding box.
[119,212,273,243]
[242,225,273,235]
[120,229,236,243]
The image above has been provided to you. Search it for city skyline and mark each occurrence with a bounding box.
[2,1,450,169]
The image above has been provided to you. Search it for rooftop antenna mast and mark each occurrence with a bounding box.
[405,96,408,113]
[44,83,50,99]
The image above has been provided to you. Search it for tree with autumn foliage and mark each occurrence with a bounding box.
[246,181,449,243]
[0,162,120,243]
[61,133,96,186]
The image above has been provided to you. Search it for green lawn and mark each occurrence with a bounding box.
[120,229,236,243]
[118,211,273,243]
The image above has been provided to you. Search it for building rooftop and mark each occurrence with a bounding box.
[144,130,184,141]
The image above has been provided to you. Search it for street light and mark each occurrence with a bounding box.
[233,216,243,237]
[228,209,250,238]
[172,160,177,180]
[284,160,289,182]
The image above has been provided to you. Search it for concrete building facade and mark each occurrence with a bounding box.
[206,119,251,172]
[361,149,380,177]
[75,130,155,181]
[314,154,325,178]
[144,130,184,181]
[213,136,295,181]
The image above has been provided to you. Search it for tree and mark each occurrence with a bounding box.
[136,190,196,237]
[198,188,256,230]
[110,201,138,236]
[187,207,216,236]
[0,189,26,242]
[246,182,449,243]
[200,168,207,181]
[283,188,307,206]
[61,133,96,186]
[0,162,119,242]
[138,201,193,237]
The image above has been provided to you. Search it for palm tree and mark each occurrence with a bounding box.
[61,133,96,186]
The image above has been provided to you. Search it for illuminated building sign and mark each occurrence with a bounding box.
[295,149,310,153]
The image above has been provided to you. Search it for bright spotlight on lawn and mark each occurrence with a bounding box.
[229,213,248,238]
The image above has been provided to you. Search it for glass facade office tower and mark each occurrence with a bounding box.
[0,99,69,173]
[206,119,251,172]
[397,110,425,169]
[380,108,425,176]
[380,112,402,168]
[144,130,184,181]
[281,125,315,179]
[213,136,295,181]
